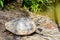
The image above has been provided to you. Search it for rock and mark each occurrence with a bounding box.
[0,37,6,40]
[40,32,60,40]
[16,0,23,3]
[5,17,36,35]
[21,34,47,40]
[35,16,59,35]
[21,34,59,40]
[13,35,21,40]
[39,34,56,40]
[16,0,23,6]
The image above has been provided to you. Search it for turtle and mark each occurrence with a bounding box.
[5,16,59,35]
[5,17,36,35]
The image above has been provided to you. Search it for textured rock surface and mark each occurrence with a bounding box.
[21,34,47,40]
[35,16,59,35]
[1,10,60,40]
[21,34,60,40]
[5,17,36,35]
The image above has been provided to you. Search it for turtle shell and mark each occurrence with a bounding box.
[5,17,36,35]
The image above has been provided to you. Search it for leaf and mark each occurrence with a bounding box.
[0,1,4,7]
[0,0,4,7]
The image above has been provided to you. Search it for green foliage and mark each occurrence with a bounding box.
[0,0,4,7]
[23,0,55,13]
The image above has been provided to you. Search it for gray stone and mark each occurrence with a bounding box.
[21,34,47,40]
[21,34,59,40]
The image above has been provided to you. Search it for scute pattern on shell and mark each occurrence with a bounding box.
[5,17,36,35]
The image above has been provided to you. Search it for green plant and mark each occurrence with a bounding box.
[0,0,4,7]
[22,0,55,13]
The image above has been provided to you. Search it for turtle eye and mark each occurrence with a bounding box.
[37,28,42,32]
